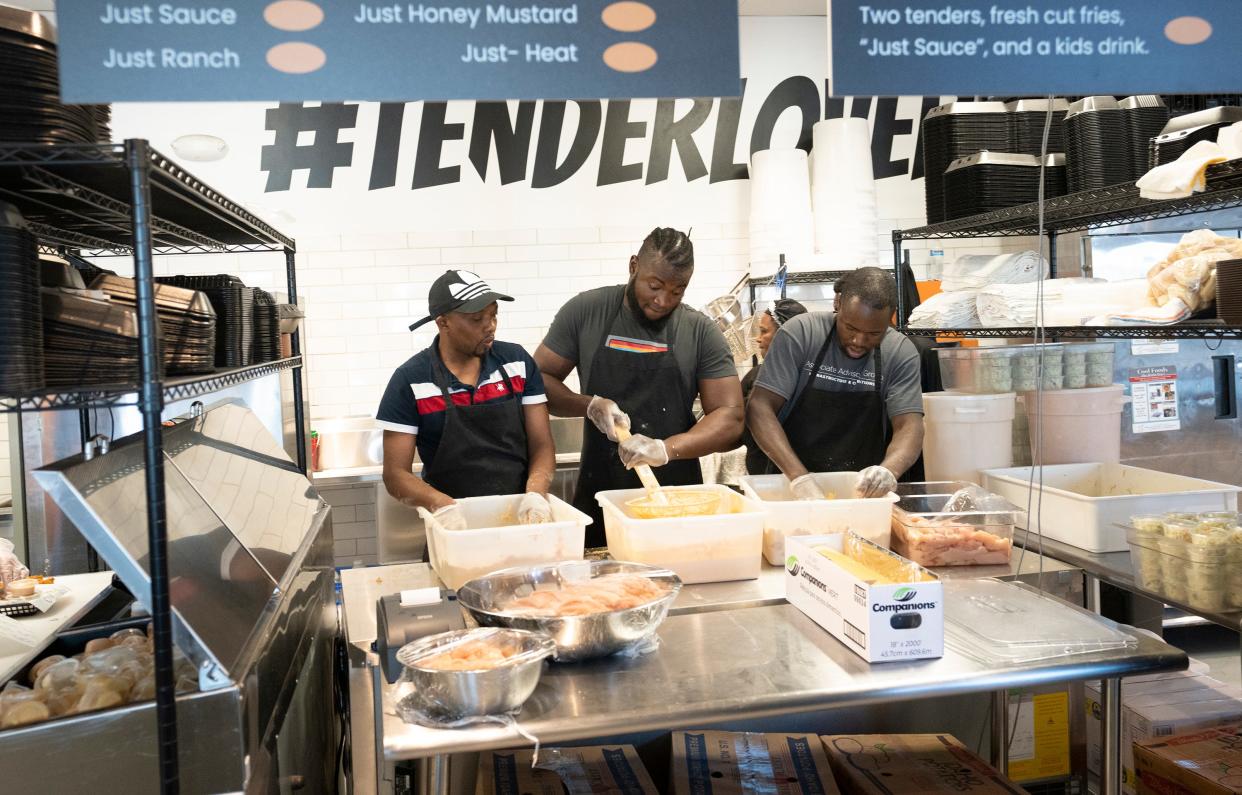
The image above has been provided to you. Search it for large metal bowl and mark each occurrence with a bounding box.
[456,560,682,662]
[395,628,554,720]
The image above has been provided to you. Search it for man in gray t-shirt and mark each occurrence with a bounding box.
[747,268,925,499]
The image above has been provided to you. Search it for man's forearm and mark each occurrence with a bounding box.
[525,443,556,495]
[543,375,592,418]
[880,417,924,478]
[747,402,807,479]
[664,406,744,461]
[384,467,450,512]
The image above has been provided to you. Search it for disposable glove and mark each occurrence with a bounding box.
[431,503,467,531]
[517,492,553,524]
[586,395,630,441]
[855,465,897,498]
[788,474,823,501]
[618,435,669,468]
[0,538,28,586]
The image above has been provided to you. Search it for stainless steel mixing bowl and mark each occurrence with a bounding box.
[395,628,554,720]
[455,560,682,662]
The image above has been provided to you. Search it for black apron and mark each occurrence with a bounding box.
[775,321,888,474]
[740,367,775,476]
[421,345,529,500]
[572,300,702,547]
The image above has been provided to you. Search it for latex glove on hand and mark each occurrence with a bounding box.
[617,435,669,468]
[0,538,28,586]
[431,503,467,531]
[788,474,823,501]
[855,465,897,498]
[586,395,630,441]
[517,492,553,524]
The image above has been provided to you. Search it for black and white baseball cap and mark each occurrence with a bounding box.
[409,269,514,331]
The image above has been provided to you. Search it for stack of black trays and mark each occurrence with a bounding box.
[0,6,111,144]
[1119,96,1170,178]
[1149,107,1242,169]
[1218,259,1242,325]
[41,288,141,388]
[943,153,1068,221]
[0,202,44,396]
[921,101,1009,224]
[251,289,280,364]
[158,275,255,368]
[1065,96,1130,193]
[1005,98,1069,156]
[92,274,217,375]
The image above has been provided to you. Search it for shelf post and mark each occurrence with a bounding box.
[892,230,906,324]
[126,138,180,794]
[285,246,307,472]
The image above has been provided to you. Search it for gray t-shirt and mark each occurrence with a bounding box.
[542,285,737,399]
[755,312,923,422]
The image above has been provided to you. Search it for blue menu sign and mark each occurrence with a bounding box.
[831,2,1242,96]
[56,1,740,102]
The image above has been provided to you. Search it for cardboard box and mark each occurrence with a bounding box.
[1134,725,1242,795]
[477,745,659,794]
[671,731,841,795]
[1085,675,1242,793]
[820,734,1025,794]
[785,534,943,663]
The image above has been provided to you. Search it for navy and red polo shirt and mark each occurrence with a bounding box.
[375,338,547,469]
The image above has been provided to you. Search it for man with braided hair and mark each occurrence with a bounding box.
[535,227,744,544]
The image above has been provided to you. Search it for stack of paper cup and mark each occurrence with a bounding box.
[749,148,815,270]
[811,118,881,269]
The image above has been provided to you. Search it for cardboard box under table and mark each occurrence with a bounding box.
[785,533,943,663]
[1133,725,1242,795]
[476,744,659,794]
[671,730,841,795]
[821,734,1025,794]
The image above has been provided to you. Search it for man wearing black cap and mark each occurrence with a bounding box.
[376,270,556,534]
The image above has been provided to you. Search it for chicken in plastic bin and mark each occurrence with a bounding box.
[0,538,29,588]
[1147,229,1242,314]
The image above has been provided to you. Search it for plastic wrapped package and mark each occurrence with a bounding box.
[890,485,1020,566]
[1147,229,1242,312]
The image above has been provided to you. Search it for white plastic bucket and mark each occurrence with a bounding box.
[922,392,1016,484]
[1020,385,1128,465]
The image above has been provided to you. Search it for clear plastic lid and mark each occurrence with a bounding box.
[944,580,1136,664]
[395,628,554,673]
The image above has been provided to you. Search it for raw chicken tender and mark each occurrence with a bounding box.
[890,515,1012,566]
[417,639,519,671]
[504,574,668,617]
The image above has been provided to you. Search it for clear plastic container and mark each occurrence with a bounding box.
[1082,342,1116,388]
[1009,343,1065,391]
[418,494,590,590]
[943,579,1137,664]
[1127,526,1242,612]
[935,348,1015,394]
[739,472,896,566]
[596,485,765,584]
[891,490,1021,566]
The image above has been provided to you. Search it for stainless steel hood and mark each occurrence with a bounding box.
[33,401,331,690]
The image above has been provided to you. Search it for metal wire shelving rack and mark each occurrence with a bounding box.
[0,140,306,793]
[893,159,1242,340]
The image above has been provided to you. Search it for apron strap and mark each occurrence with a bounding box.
[787,319,839,418]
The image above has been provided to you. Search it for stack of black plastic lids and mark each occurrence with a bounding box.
[158,275,255,368]
[1065,96,1130,193]
[41,258,141,387]
[943,153,1067,221]
[0,201,43,396]
[1117,96,1170,179]
[251,289,280,363]
[1218,259,1242,325]
[0,6,111,144]
[1006,98,1069,156]
[921,102,1010,224]
[1149,106,1242,170]
[92,274,217,375]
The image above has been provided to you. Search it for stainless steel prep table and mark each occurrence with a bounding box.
[341,554,1167,795]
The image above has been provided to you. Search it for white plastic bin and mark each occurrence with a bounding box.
[922,392,1016,483]
[982,463,1241,552]
[1020,385,1127,465]
[595,485,764,584]
[418,494,590,589]
[739,472,896,565]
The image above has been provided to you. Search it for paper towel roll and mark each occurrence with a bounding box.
[810,119,880,257]
[750,149,813,224]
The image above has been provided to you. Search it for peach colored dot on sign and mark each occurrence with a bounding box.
[603,42,657,73]
[267,42,326,74]
[1165,16,1212,45]
[601,2,656,33]
[264,0,324,31]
